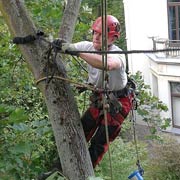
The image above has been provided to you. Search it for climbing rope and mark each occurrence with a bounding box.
[131,97,144,176]
[124,50,144,177]
[100,0,114,179]
[12,32,180,55]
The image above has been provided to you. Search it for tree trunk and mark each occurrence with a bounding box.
[0,0,94,179]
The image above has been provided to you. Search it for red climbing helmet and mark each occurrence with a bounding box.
[92,15,121,38]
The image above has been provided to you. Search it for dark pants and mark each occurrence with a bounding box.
[81,93,133,168]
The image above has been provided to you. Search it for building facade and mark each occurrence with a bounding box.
[124,0,180,133]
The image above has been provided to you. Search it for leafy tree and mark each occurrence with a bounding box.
[0,0,93,179]
[132,71,171,137]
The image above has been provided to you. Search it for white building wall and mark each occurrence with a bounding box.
[124,0,180,132]
[123,0,169,83]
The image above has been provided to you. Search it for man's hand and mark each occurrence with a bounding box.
[52,39,79,56]
[52,39,65,50]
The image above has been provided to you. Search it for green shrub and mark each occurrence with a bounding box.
[95,137,147,180]
[0,119,57,180]
[144,135,180,180]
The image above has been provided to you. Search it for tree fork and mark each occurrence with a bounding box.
[0,0,94,179]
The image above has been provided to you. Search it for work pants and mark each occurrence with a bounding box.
[81,93,133,168]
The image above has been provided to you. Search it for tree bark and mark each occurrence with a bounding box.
[59,0,80,42]
[0,0,94,179]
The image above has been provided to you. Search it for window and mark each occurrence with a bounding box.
[168,0,180,40]
[170,82,180,128]
[152,74,158,97]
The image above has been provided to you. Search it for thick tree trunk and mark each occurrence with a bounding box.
[0,0,94,179]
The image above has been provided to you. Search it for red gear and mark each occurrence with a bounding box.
[81,93,133,168]
[92,15,121,38]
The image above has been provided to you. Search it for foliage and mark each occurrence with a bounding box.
[43,137,147,180]
[0,120,56,179]
[0,15,57,179]
[65,55,90,115]
[144,135,180,180]
[25,0,64,37]
[130,71,171,138]
[95,137,147,180]
[87,177,104,180]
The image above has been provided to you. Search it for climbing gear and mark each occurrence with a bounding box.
[12,32,180,55]
[128,86,144,179]
[90,92,102,108]
[108,93,122,116]
[99,1,115,178]
[111,87,130,98]
[92,15,121,38]
[12,30,45,44]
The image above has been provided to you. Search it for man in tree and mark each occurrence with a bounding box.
[54,15,133,168]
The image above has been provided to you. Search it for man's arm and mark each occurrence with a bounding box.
[52,39,123,70]
[79,53,122,70]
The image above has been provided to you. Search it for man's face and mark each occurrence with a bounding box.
[92,31,102,50]
[92,30,115,50]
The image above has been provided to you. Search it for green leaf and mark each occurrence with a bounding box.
[11,123,29,132]
[8,108,28,123]
[9,142,32,155]
[0,104,15,114]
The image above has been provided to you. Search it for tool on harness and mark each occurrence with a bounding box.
[107,92,122,116]
[89,89,125,117]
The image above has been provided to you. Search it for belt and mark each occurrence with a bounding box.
[111,87,129,98]
[91,87,129,98]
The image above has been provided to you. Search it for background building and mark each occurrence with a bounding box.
[123,0,180,133]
